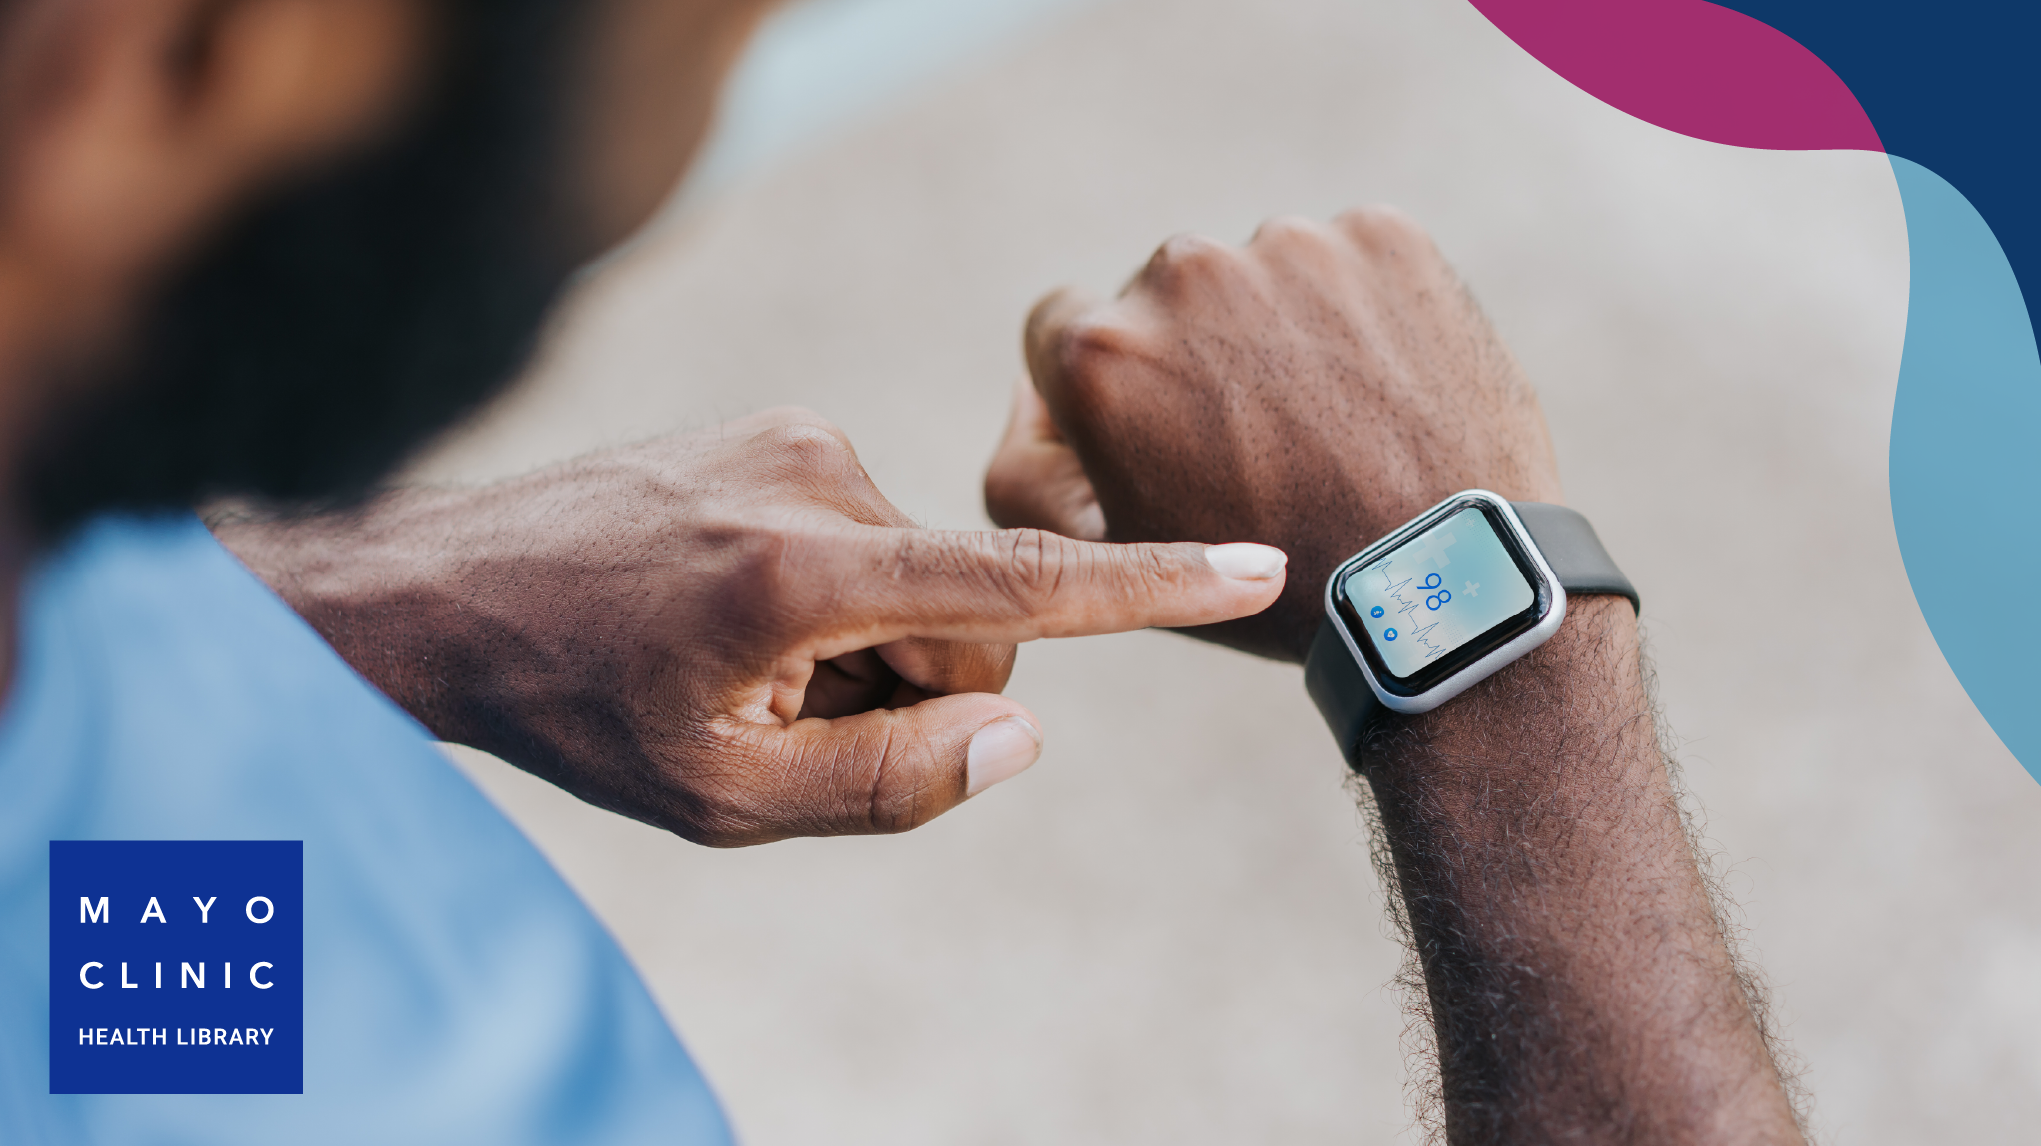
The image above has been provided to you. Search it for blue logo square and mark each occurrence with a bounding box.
[49,841,303,1094]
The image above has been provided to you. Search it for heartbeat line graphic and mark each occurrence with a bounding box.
[1374,565,1451,661]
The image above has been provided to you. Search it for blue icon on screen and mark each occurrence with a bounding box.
[1383,628,1398,641]
[1370,606,1384,618]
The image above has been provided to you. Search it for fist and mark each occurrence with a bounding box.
[986,208,1562,662]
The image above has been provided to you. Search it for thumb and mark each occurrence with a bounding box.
[714,694,1043,842]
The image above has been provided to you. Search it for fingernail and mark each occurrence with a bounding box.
[966,717,1042,797]
[1204,543,1288,581]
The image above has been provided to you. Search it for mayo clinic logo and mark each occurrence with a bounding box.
[49,841,302,1094]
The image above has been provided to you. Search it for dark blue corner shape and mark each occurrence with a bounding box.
[1717,1,2041,333]
[50,841,304,1095]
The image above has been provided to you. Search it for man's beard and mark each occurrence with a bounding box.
[20,0,582,538]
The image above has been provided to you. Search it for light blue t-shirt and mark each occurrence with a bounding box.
[0,515,735,1145]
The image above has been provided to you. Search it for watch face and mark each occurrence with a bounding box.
[1334,501,1546,695]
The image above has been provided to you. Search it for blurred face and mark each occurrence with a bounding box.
[1,0,773,536]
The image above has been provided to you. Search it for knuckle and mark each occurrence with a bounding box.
[1335,203,1430,249]
[1026,288,1085,338]
[1121,542,1179,604]
[767,717,947,837]
[1250,213,1329,248]
[858,720,948,834]
[752,422,859,484]
[755,404,835,432]
[1057,314,1139,373]
[1045,317,1146,421]
[762,420,848,459]
[1147,231,1235,279]
[986,528,1069,613]
[650,710,963,846]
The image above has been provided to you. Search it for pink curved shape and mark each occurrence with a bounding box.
[1471,0,1881,152]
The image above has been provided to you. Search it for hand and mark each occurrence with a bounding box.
[216,408,1286,846]
[985,207,1561,662]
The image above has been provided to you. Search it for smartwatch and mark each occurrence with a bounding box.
[1303,490,1638,764]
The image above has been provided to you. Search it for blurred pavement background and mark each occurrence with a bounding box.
[413,0,2041,1141]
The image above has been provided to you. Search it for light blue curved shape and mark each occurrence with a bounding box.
[1889,156,2041,781]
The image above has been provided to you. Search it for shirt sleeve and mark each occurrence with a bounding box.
[0,515,735,1146]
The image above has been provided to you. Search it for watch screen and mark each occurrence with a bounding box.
[1341,505,1537,681]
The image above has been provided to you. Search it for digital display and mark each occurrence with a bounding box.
[1341,505,1536,681]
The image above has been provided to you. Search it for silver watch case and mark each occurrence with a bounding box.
[1321,489,1568,715]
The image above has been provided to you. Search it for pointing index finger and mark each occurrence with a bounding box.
[811,525,1287,653]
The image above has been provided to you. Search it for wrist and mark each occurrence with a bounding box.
[211,492,475,741]
[1356,593,1647,790]
[214,483,676,802]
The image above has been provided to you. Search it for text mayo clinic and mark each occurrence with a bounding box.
[73,894,280,992]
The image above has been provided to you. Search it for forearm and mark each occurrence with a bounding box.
[1357,596,1801,1143]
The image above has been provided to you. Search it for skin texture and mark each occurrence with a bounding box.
[987,209,1805,1142]
[214,408,1286,846]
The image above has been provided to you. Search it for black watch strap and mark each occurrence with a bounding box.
[1304,502,1637,764]
[1304,617,1383,765]
[1508,502,1639,612]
